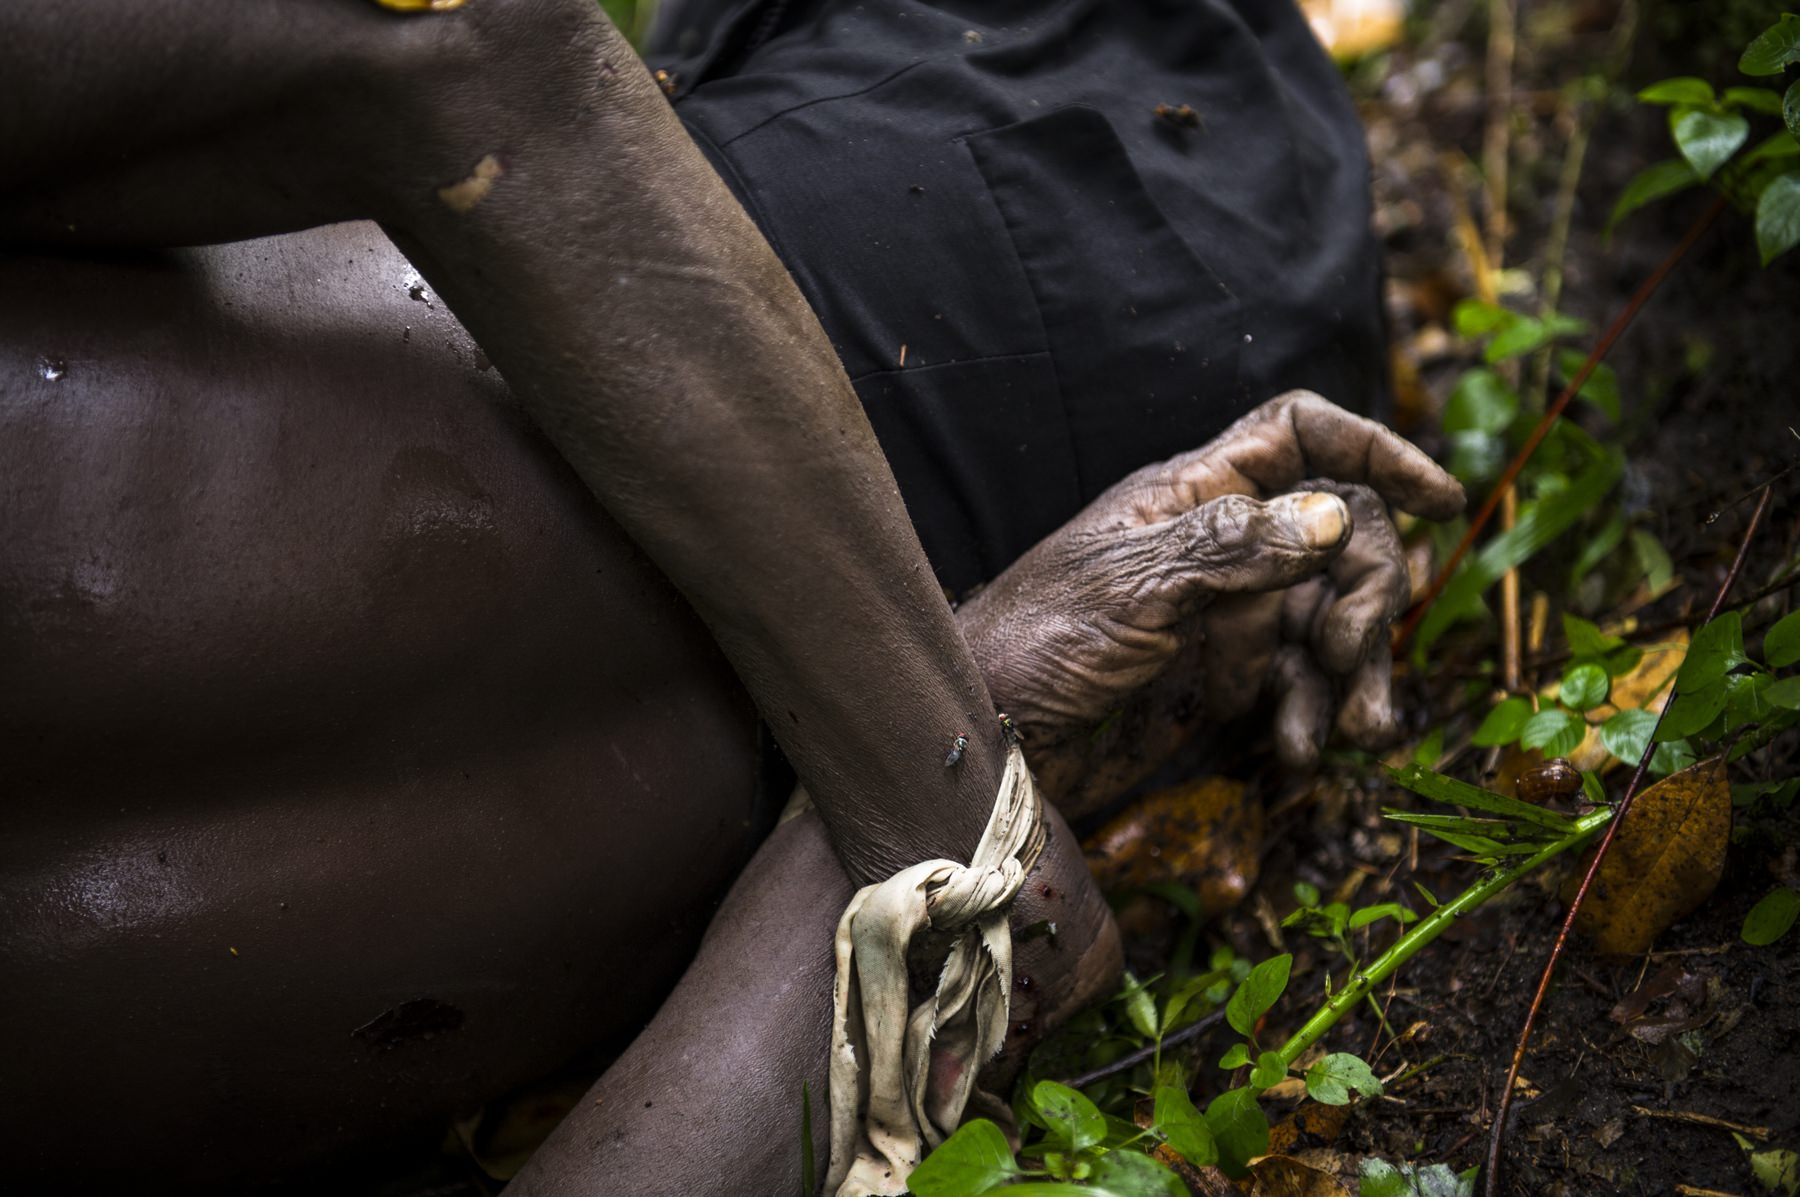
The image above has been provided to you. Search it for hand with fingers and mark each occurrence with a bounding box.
[957,390,1464,815]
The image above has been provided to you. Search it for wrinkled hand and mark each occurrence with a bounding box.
[957,391,1464,815]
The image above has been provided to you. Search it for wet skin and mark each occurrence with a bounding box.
[0,224,1460,1191]
[0,3,1465,1190]
[0,223,767,1183]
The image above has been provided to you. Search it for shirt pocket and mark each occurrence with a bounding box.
[965,103,1246,503]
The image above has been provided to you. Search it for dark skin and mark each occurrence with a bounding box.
[0,4,1463,1191]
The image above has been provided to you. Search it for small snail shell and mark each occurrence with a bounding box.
[1518,757,1582,803]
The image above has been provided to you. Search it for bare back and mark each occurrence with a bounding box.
[0,223,761,1185]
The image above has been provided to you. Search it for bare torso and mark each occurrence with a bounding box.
[0,223,760,1185]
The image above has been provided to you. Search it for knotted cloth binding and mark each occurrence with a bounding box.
[824,741,1045,1196]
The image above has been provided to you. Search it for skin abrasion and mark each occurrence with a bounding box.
[437,153,505,213]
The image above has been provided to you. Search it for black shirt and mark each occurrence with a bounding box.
[651,0,1387,593]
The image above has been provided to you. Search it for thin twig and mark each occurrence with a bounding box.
[1445,564,1800,680]
[1057,1008,1228,1090]
[1631,1105,1769,1138]
[1482,0,1523,692]
[1397,195,1729,652]
[1482,484,1773,1197]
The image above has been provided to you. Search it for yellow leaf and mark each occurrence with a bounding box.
[1082,777,1260,915]
[1298,0,1403,60]
[1567,756,1729,956]
[1248,1152,1355,1197]
[1572,631,1688,771]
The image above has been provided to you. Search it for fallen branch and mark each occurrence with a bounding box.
[1631,1105,1770,1139]
[1482,483,1774,1197]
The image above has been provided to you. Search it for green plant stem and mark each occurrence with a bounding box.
[1272,807,1613,1071]
[1727,711,1800,760]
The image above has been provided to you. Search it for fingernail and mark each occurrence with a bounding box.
[1284,493,1350,549]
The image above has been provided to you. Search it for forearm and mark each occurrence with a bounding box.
[382,14,1003,883]
[1,0,1003,883]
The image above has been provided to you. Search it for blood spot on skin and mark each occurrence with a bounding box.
[351,998,464,1051]
[437,155,505,214]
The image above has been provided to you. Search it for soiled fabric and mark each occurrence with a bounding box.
[650,0,1389,595]
[825,742,1045,1196]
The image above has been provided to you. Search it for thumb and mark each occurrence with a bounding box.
[1168,491,1351,598]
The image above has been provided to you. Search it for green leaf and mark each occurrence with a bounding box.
[1765,676,1800,710]
[1226,954,1291,1038]
[1293,881,1322,907]
[1444,368,1519,435]
[908,1119,1020,1197]
[1679,612,1747,691]
[1724,86,1786,114]
[1742,887,1800,946]
[1383,811,1541,843]
[1473,696,1534,747]
[1451,298,1515,337]
[1121,973,1159,1040]
[1250,1049,1287,1091]
[1349,902,1418,931]
[1205,1086,1270,1178]
[1652,738,1698,776]
[1359,1158,1479,1197]
[1383,811,1552,858]
[1638,77,1716,106]
[1630,528,1675,594]
[1671,106,1751,181]
[1787,79,1800,142]
[1219,1043,1252,1070]
[1767,610,1800,668]
[1568,513,1626,596]
[1756,171,1800,265]
[1031,1081,1106,1154]
[1414,451,1622,659]
[1740,13,1800,76]
[1385,763,1576,831]
[1722,672,1777,732]
[1655,679,1729,741]
[1561,663,1611,711]
[1484,313,1588,363]
[1520,707,1586,757]
[1748,1147,1800,1197]
[1556,350,1621,421]
[1744,129,1800,167]
[1143,881,1202,920]
[1564,613,1625,658]
[1154,1084,1217,1167]
[1600,708,1659,764]
[1413,725,1446,768]
[1608,158,1701,233]
[1086,1148,1189,1197]
[1483,318,1546,363]
[1447,429,1506,486]
[1305,1052,1384,1106]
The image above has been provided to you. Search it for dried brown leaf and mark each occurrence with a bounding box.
[1566,756,1729,956]
[1247,1152,1355,1197]
[1082,777,1260,915]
